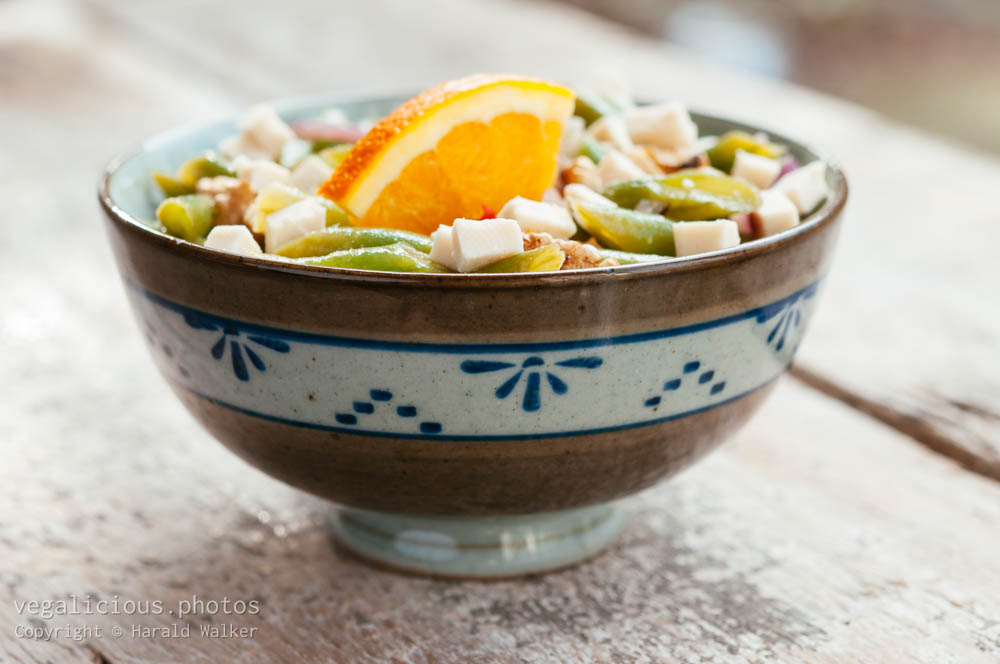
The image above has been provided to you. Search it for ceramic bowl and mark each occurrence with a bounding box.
[100,94,846,577]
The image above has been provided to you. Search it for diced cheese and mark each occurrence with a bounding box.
[624,102,698,151]
[249,162,291,193]
[586,115,635,152]
[450,218,524,272]
[264,198,326,252]
[429,225,459,271]
[559,115,586,162]
[732,149,781,189]
[233,158,292,193]
[204,224,263,256]
[597,149,646,187]
[219,135,271,161]
[246,182,305,232]
[752,190,799,237]
[773,160,829,215]
[290,155,334,194]
[673,220,740,257]
[237,104,295,159]
[498,197,577,239]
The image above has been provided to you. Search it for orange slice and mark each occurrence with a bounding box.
[318,74,575,235]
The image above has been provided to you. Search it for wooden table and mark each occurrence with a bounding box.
[3,0,998,661]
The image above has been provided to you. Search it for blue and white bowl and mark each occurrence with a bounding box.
[100,94,846,577]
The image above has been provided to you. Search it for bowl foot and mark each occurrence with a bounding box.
[329,502,626,579]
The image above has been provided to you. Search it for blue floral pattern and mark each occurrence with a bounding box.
[754,282,818,351]
[461,355,603,412]
[183,311,290,381]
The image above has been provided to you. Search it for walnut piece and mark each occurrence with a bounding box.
[196,176,255,228]
[522,232,619,270]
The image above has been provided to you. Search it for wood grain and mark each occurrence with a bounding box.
[2,0,999,661]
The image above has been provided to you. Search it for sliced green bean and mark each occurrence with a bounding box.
[580,136,608,164]
[599,248,672,265]
[569,200,675,255]
[177,154,235,183]
[152,172,195,197]
[152,154,234,197]
[706,131,786,173]
[275,226,432,257]
[601,171,760,220]
[300,243,449,273]
[155,194,217,242]
[317,144,353,169]
[477,245,566,273]
[574,90,623,127]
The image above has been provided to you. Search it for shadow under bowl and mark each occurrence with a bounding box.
[99,94,846,576]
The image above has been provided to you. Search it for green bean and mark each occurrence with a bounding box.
[300,243,449,273]
[317,144,353,169]
[706,131,786,173]
[573,90,621,127]
[580,136,608,164]
[477,245,566,273]
[275,226,432,257]
[155,194,217,242]
[177,154,235,183]
[599,248,672,265]
[152,172,194,197]
[601,171,760,220]
[152,154,234,197]
[569,200,675,255]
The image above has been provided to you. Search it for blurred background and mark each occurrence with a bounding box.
[558,0,1000,153]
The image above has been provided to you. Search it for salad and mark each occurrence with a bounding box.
[149,73,830,273]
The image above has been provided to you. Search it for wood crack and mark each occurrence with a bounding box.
[84,643,114,664]
[790,364,1000,483]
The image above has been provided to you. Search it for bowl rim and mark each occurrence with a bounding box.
[98,93,848,289]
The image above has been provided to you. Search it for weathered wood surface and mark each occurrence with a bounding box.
[2,0,999,661]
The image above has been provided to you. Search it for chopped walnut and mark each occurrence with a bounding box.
[523,232,619,270]
[196,176,255,227]
[561,156,602,190]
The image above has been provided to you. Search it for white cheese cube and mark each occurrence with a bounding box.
[752,190,799,237]
[264,198,326,252]
[204,224,263,256]
[624,102,698,151]
[248,161,292,193]
[450,218,524,272]
[673,220,740,257]
[237,104,295,159]
[585,115,635,152]
[498,197,577,239]
[559,115,586,162]
[219,135,271,161]
[429,225,459,271]
[290,155,334,194]
[773,160,829,215]
[732,149,781,189]
[234,157,292,192]
[597,150,646,187]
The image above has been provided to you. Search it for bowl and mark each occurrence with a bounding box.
[99,93,846,577]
